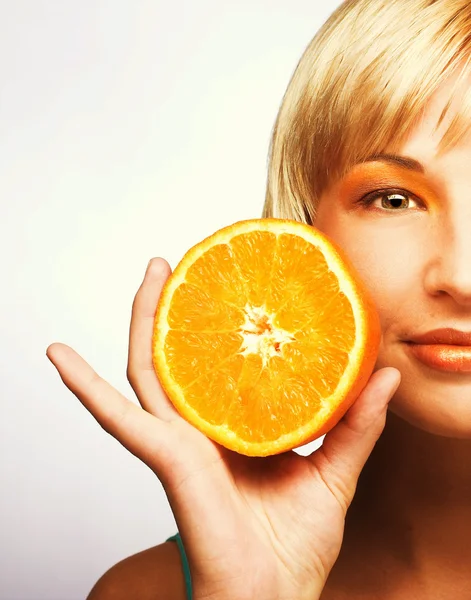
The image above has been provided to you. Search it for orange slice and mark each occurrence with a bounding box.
[152,218,381,456]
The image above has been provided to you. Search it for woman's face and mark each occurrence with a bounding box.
[315,76,471,438]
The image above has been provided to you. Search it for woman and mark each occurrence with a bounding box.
[47,0,471,598]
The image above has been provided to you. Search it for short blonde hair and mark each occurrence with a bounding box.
[263,0,471,224]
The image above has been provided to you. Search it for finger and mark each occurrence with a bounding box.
[127,257,180,421]
[310,367,401,510]
[46,342,174,477]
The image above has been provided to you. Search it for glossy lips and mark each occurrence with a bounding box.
[406,328,471,372]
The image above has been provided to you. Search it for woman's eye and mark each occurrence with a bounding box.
[358,189,421,211]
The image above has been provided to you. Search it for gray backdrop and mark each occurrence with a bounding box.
[1,1,342,598]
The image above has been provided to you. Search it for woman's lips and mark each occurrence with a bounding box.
[406,343,471,372]
[405,329,471,372]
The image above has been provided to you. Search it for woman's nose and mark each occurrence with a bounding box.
[423,216,471,307]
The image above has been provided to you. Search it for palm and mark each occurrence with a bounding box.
[160,415,345,599]
[227,446,344,569]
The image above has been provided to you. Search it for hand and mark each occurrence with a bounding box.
[47,257,400,600]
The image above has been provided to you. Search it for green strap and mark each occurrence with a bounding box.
[166,532,193,600]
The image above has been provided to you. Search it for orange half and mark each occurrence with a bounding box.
[152,218,381,456]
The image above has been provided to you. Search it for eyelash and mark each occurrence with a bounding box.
[355,187,423,212]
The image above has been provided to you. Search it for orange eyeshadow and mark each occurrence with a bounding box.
[337,162,438,207]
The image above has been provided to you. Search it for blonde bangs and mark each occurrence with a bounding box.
[263,0,471,224]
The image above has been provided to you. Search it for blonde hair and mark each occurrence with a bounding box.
[263,0,471,224]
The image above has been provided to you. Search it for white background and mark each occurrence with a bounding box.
[1,1,343,598]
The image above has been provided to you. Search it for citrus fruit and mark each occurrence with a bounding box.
[152,218,381,457]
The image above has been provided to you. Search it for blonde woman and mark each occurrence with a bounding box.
[47,1,471,598]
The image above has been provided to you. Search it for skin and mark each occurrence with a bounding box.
[46,70,471,600]
[316,72,471,598]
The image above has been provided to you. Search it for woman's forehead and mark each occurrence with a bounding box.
[397,76,471,167]
[415,71,470,140]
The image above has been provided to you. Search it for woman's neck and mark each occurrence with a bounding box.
[339,410,471,595]
[357,409,471,519]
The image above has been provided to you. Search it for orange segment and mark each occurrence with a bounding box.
[167,282,245,331]
[152,218,381,456]
[229,231,278,306]
[266,233,340,322]
[185,243,248,307]
[164,330,244,387]
[184,354,245,427]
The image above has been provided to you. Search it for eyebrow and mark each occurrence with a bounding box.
[362,153,425,173]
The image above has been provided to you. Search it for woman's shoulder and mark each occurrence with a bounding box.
[86,539,188,600]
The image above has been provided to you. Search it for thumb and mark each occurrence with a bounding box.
[311,367,401,510]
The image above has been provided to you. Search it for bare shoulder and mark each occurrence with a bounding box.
[86,541,187,600]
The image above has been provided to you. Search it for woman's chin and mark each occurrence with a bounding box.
[376,350,471,439]
[388,390,471,439]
